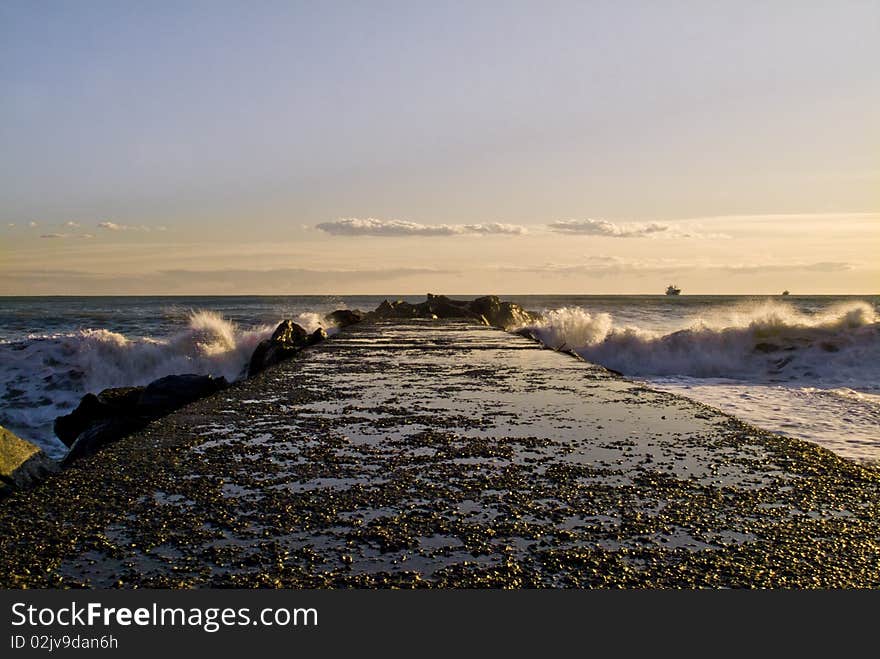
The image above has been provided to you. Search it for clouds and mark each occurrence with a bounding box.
[0,267,459,295]
[315,218,526,237]
[97,221,165,232]
[38,232,94,240]
[315,217,710,239]
[4,219,157,239]
[548,219,670,238]
[504,258,858,278]
[721,261,853,275]
[462,223,528,235]
[501,256,673,278]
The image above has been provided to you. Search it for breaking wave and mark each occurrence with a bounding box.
[0,310,328,457]
[520,301,879,389]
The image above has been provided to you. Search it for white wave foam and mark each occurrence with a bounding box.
[0,310,314,457]
[518,300,880,463]
[520,301,879,387]
[296,311,336,335]
[649,379,880,464]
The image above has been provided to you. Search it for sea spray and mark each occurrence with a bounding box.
[0,310,287,457]
[519,300,879,385]
[517,300,880,463]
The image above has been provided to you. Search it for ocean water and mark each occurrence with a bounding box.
[1,295,878,464]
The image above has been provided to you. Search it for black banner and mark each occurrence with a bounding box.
[2,589,875,655]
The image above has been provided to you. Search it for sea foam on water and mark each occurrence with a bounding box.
[517,299,880,463]
[0,310,281,457]
[521,300,879,384]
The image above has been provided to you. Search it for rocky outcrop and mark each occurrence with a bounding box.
[368,294,539,330]
[55,374,229,465]
[54,387,143,447]
[370,300,423,319]
[63,418,148,466]
[468,295,538,329]
[248,321,327,377]
[324,309,363,328]
[423,294,485,322]
[138,374,230,414]
[1,426,58,497]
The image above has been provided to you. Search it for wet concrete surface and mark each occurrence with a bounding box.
[2,320,879,587]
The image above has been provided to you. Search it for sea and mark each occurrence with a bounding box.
[1,295,878,464]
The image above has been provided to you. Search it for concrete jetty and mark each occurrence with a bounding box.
[1,320,879,587]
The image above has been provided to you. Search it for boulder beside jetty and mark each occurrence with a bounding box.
[324,309,363,328]
[247,321,327,377]
[55,374,230,465]
[367,294,538,329]
[0,426,58,498]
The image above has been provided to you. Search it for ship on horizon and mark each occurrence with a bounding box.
[665,284,681,296]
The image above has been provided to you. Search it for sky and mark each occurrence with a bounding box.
[1,0,878,295]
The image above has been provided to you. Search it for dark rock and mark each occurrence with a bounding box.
[424,295,483,322]
[62,417,149,467]
[325,309,363,328]
[248,320,322,377]
[374,300,395,317]
[55,375,229,465]
[370,300,414,320]
[1,426,59,497]
[308,328,327,345]
[137,374,229,415]
[368,294,542,329]
[372,300,421,319]
[54,387,144,447]
[270,319,309,346]
[468,296,539,329]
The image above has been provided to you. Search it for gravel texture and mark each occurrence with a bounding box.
[1,320,878,588]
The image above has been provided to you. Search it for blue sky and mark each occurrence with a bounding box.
[1,1,878,294]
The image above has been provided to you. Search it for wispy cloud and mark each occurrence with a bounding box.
[28,221,38,228]
[721,261,853,275]
[39,233,93,239]
[503,258,857,277]
[548,218,670,238]
[685,212,880,224]
[501,256,672,277]
[97,221,153,232]
[316,218,526,237]
[0,267,459,295]
[64,221,80,228]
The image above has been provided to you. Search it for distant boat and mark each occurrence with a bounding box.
[782,290,790,296]
[665,284,681,296]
